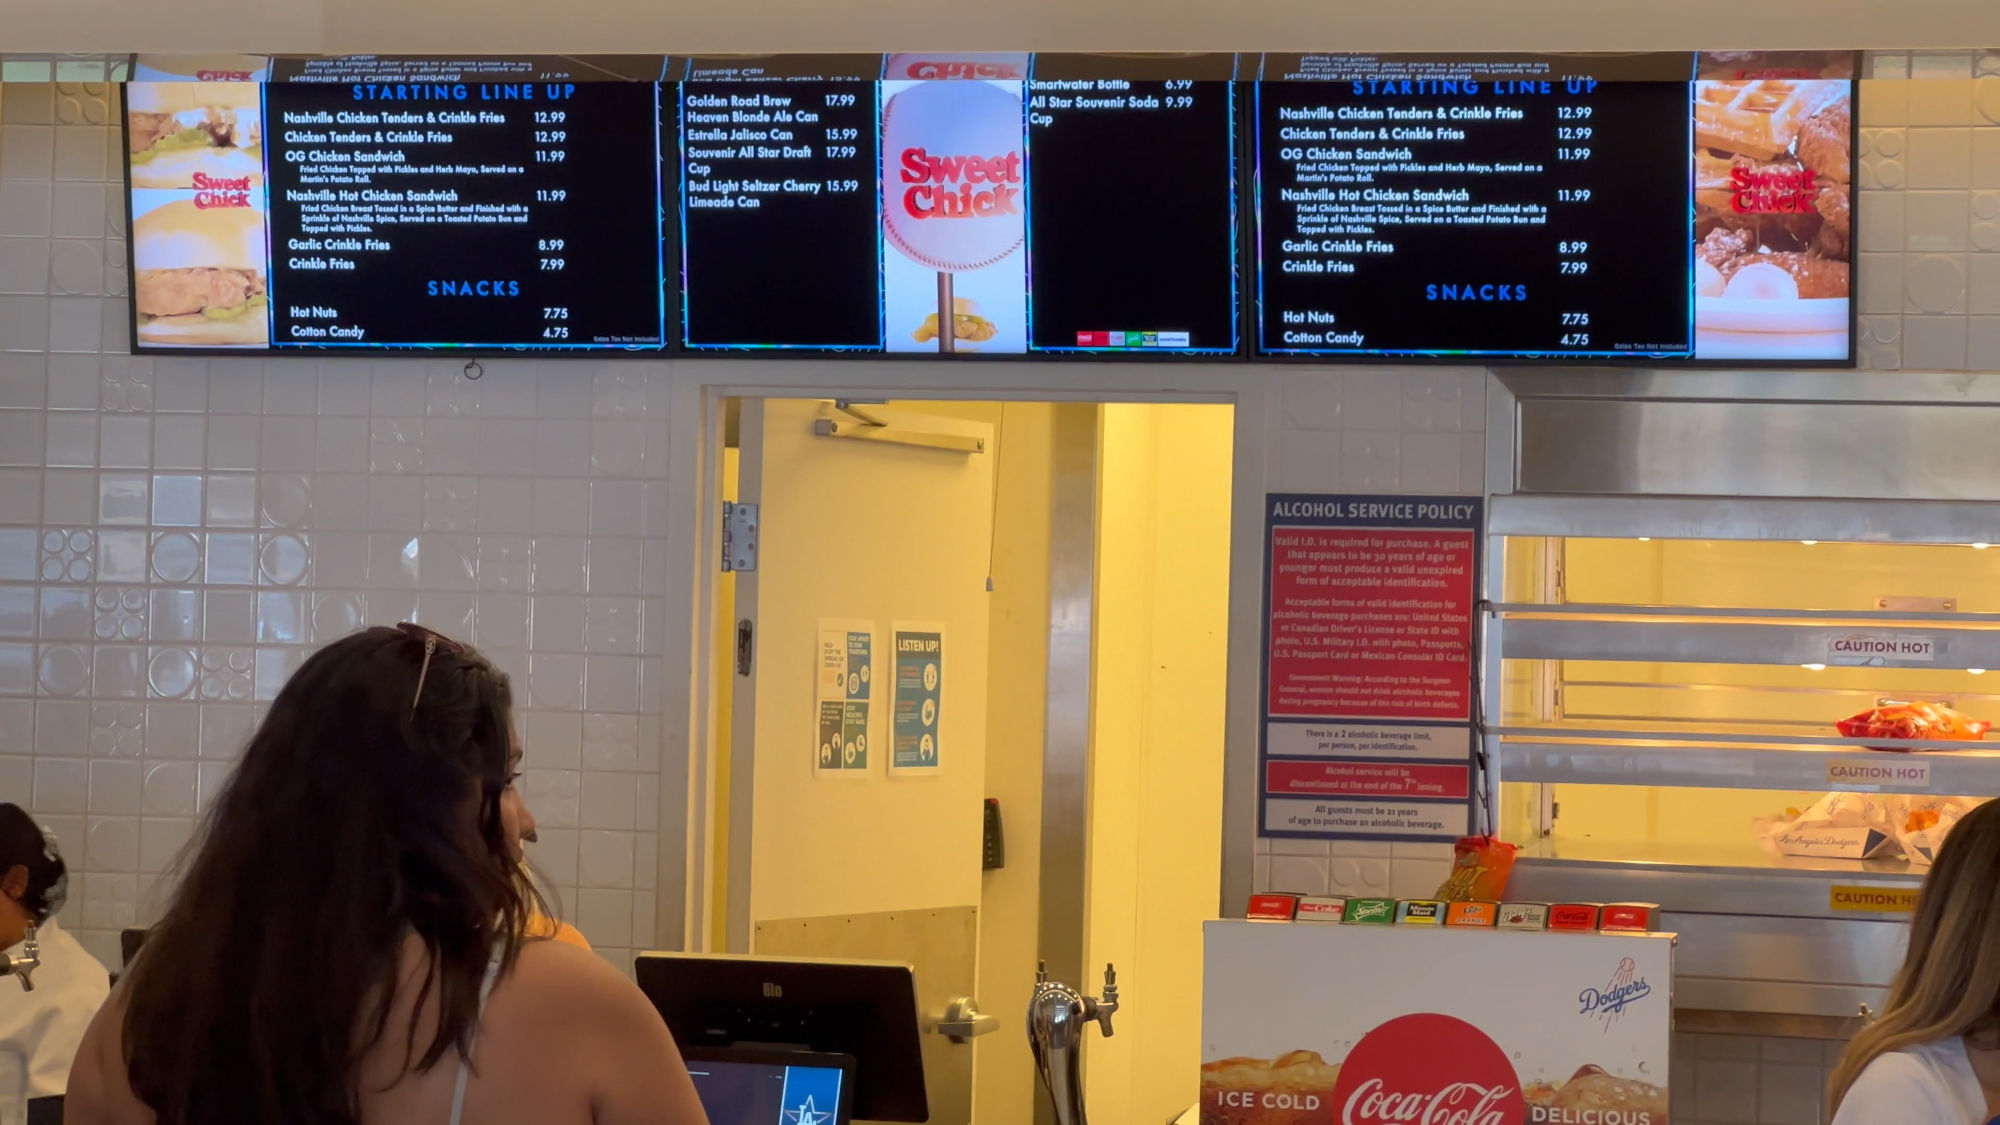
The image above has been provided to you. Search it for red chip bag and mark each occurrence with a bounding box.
[1836,702,1990,751]
[1435,836,1518,902]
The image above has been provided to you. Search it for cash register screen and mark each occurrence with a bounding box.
[684,1047,852,1125]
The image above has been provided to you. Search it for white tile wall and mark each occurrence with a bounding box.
[0,79,674,975]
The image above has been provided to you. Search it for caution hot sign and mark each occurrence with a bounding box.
[1829,885,1920,914]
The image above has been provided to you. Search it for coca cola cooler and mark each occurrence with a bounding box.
[1196,920,1672,1124]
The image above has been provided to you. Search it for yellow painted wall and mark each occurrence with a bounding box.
[1084,403,1233,1125]
[1542,538,2000,850]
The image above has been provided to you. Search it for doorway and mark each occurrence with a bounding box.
[697,397,1233,1125]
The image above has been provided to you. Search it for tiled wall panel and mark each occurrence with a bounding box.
[0,80,673,974]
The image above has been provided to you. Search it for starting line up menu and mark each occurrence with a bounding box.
[265,82,664,349]
[1254,78,1692,357]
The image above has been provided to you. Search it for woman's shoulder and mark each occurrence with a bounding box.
[1838,1040,1985,1123]
[494,940,660,1036]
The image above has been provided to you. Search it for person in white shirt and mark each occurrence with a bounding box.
[1829,798,2000,1124]
[1,803,110,1125]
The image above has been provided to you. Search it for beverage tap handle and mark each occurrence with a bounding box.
[1090,963,1118,1037]
[4,923,39,992]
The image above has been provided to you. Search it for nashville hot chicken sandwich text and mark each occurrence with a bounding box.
[133,199,269,348]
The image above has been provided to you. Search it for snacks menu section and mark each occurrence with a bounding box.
[1025,66,1237,353]
[1254,78,1694,357]
[262,81,664,349]
[678,80,881,349]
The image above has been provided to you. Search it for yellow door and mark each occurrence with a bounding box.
[727,399,996,1121]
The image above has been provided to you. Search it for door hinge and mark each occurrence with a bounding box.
[721,502,758,572]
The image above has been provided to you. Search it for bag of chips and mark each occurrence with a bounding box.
[1835,702,1989,751]
[1434,836,1518,902]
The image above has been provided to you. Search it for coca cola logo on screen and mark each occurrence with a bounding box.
[1329,1013,1526,1125]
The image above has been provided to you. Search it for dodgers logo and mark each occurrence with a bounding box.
[1578,957,1653,1030]
[779,1065,842,1125]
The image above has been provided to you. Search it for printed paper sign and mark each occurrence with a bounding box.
[1202,922,1672,1125]
[891,623,945,773]
[1263,797,1467,839]
[1264,760,1471,801]
[1266,723,1471,762]
[816,621,874,774]
[1260,494,1482,842]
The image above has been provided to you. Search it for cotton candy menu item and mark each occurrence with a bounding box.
[1835,702,1990,751]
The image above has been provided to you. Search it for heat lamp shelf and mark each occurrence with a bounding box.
[1492,607,2000,669]
[1493,724,2000,796]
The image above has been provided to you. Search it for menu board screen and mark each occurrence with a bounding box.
[1256,78,1693,358]
[128,79,667,351]
[127,80,273,349]
[262,82,663,349]
[678,78,883,350]
[678,53,1240,355]
[121,51,1853,363]
[1251,52,1856,362]
[1025,61,1237,354]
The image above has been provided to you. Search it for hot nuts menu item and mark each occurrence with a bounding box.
[1204,922,1671,1125]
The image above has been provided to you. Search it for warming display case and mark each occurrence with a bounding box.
[1483,370,2000,1034]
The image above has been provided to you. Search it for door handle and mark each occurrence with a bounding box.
[934,996,1001,1044]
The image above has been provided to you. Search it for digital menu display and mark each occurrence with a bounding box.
[1256,77,1692,358]
[1025,55,1237,354]
[677,56,883,350]
[677,53,1240,356]
[1252,52,1855,362]
[261,82,663,349]
[128,78,665,351]
[122,51,1855,363]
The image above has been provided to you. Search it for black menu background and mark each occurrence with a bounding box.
[677,79,881,349]
[1026,62,1237,353]
[264,81,663,349]
[1255,79,1694,357]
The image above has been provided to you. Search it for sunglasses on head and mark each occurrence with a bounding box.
[395,621,466,714]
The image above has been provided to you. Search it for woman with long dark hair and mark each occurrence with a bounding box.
[1828,798,2000,1122]
[2,803,109,1123]
[64,624,708,1125]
